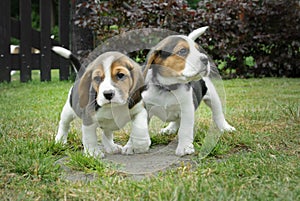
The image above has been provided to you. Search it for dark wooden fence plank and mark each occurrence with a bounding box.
[0,0,11,82]
[11,18,60,49]
[40,0,52,81]
[59,0,70,80]
[20,0,32,82]
[0,0,71,83]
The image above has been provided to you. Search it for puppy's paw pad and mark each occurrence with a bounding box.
[160,127,177,135]
[132,146,150,154]
[175,143,195,156]
[220,122,236,132]
[121,144,134,155]
[133,139,151,153]
[104,144,122,154]
[122,146,150,155]
[122,139,151,155]
[216,119,236,132]
[55,135,67,144]
[84,146,105,159]
[223,125,236,132]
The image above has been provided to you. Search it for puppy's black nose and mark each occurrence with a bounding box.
[200,55,209,66]
[103,90,115,100]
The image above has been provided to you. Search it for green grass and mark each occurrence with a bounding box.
[0,72,299,200]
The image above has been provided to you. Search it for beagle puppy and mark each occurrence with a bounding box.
[52,47,151,158]
[142,26,235,156]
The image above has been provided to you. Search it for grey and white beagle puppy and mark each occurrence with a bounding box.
[52,47,151,158]
[142,26,235,156]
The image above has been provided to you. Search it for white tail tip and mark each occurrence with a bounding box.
[52,46,72,59]
[188,26,209,41]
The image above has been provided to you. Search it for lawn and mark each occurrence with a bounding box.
[0,72,299,200]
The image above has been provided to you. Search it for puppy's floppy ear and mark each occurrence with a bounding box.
[188,26,209,41]
[78,69,92,108]
[129,61,146,108]
[143,50,158,78]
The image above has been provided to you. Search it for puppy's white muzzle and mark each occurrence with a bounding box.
[182,53,210,80]
[97,81,127,107]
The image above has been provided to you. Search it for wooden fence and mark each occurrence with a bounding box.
[0,0,71,82]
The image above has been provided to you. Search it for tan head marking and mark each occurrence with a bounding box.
[144,37,190,77]
[79,52,144,108]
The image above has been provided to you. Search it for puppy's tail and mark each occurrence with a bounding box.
[52,46,81,73]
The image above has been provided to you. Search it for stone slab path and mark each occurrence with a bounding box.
[56,140,194,181]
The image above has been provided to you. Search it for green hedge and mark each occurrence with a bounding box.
[75,0,300,78]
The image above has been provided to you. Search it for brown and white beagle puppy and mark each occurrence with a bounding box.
[52,47,151,158]
[142,26,235,156]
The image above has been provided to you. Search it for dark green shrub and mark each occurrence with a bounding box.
[196,0,300,78]
[75,0,300,78]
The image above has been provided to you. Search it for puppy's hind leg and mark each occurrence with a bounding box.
[55,101,76,144]
[160,121,179,135]
[202,77,235,132]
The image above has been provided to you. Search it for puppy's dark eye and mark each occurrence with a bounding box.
[93,76,102,83]
[116,72,126,80]
[177,48,188,56]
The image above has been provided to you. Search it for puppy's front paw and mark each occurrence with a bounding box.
[175,143,195,156]
[219,120,236,132]
[55,132,68,144]
[104,143,122,154]
[122,138,151,155]
[121,142,134,155]
[84,146,105,159]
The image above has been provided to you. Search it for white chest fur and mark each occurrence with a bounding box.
[93,104,130,130]
[93,102,144,131]
[142,84,193,122]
